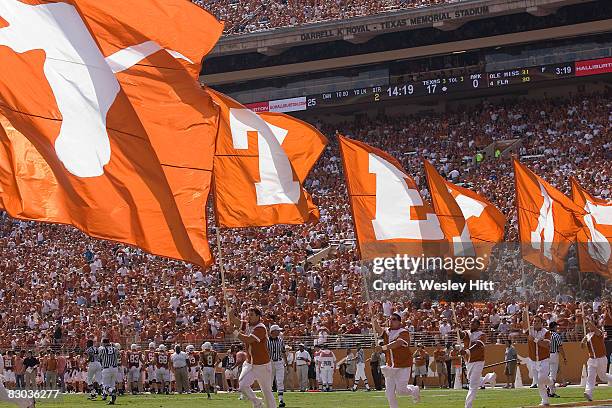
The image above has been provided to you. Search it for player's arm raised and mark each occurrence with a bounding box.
[226,306,241,329]
[371,311,383,337]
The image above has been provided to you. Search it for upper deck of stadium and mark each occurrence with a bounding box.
[199,0,592,37]
[199,0,604,54]
[199,0,611,86]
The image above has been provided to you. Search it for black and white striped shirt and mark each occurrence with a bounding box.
[267,337,285,362]
[98,345,119,369]
[550,332,563,354]
[86,346,99,363]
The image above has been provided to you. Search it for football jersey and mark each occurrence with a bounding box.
[383,328,412,368]
[586,331,606,359]
[246,323,270,365]
[222,354,235,368]
[146,351,157,365]
[3,356,12,369]
[463,330,486,363]
[318,350,336,369]
[527,328,551,361]
[188,352,198,367]
[200,351,217,368]
[156,352,169,367]
[128,352,141,367]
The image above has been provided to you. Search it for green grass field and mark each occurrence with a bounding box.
[2,387,611,408]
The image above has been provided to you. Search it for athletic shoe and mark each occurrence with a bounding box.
[530,384,538,388]
[279,401,286,407]
[584,392,593,401]
[550,393,561,398]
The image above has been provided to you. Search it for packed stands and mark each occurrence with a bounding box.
[0,90,610,351]
[196,0,468,34]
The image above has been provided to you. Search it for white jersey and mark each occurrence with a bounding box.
[318,350,336,369]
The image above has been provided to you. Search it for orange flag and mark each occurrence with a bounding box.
[0,0,223,266]
[423,160,505,267]
[338,135,446,260]
[207,88,325,228]
[514,159,585,272]
[258,112,328,183]
[571,178,612,276]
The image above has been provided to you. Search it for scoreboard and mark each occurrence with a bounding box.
[302,58,610,110]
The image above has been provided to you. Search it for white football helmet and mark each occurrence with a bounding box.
[202,342,212,350]
[158,344,166,351]
[115,343,121,350]
[148,342,156,350]
[130,344,138,351]
[186,345,195,353]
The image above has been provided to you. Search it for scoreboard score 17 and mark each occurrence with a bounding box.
[304,59,599,110]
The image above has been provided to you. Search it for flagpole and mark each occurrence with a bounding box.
[210,172,233,325]
[581,302,587,339]
[214,226,231,319]
[360,260,376,348]
[451,302,461,345]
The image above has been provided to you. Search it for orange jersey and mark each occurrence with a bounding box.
[127,351,142,367]
[413,349,428,366]
[146,351,157,365]
[246,323,270,365]
[188,352,199,367]
[200,350,217,367]
[586,331,606,359]
[383,328,412,368]
[527,328,551,361]
[463,331,486,363]
[156,352,169,368]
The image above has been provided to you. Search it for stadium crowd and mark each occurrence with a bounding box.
[196,0,467,34]
[0,90,610,353]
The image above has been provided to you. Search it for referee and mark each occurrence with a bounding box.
[86,339,102,400]
[268,325,287,407]
[548,322,566,398]
[99,339,119,405]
